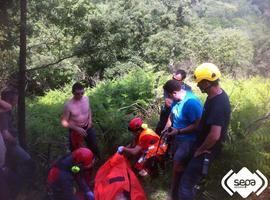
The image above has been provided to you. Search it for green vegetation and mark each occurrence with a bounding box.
[2,0,270,92]
[1,0,270,199]
[27,72,270,199]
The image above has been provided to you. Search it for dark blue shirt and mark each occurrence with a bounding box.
[197,90,231,153]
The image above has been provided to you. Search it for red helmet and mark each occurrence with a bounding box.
[72,147,94,168]
[128,117,143,132]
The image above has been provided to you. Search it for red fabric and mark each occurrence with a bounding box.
[94,153,147,200]
[71,130,84,150]
[47,167,60,184]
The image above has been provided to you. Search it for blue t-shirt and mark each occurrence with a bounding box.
[171,91,203,141]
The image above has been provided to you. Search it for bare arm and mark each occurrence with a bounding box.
[2,129,16,144]
[194,125,221,157]
[167,118,201,136]
[126,138,136,148]
[61,103,72,128]
[165,97,173,108]
[122,145,142,156]
[0,100,12,112]
[162,113,172,133]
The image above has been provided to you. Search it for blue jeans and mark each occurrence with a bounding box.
[173,140,195,164]
[5,144,35,198]
[0,168,11,200]
[179,153,215,200]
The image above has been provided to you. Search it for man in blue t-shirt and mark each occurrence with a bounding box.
[155,69,192,135]
[163,79,202,200]
[179,63,231,200]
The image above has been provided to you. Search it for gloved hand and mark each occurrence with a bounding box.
[117,146,124,154]
[86,191,94,200]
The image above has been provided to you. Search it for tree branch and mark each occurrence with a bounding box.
[26,54,77,72]
[244,111,270,135]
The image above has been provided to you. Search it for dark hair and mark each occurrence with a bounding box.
[1,89,18,103]
[209,79,219,86]
[72,82,84,93]
[174,69,187,80]
[163,79,182,94]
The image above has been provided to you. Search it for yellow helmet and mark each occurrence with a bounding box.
[194,63,221,83]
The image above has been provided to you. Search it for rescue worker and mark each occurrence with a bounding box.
[117,117,167,176]
[179,63,231,200]
[47,147,95,200]
[163,79,202,200]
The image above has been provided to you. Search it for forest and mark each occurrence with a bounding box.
[0,0,270,199]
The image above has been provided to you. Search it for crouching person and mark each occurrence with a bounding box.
[47,147,95,200]
[117,117,167,177]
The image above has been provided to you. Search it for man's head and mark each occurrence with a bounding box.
[163,79,182,101]
[194,63,221,93]
[173,69,187,82]
[1,89,18,106]
[72,82,85,100]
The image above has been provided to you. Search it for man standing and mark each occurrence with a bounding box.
[61,82,100,158]
[179,63,231,200]
[172,69,192,92]
[0,89,35,199]
[0,98,11,167]
[156,69,191,135]
[0,98,12,200]
[163,80,202,200]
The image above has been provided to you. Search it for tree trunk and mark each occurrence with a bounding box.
[18,0,27,148]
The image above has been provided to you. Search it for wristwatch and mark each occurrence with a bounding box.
[177,129,182,134]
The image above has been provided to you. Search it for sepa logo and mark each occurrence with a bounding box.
[221,167,268,198]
